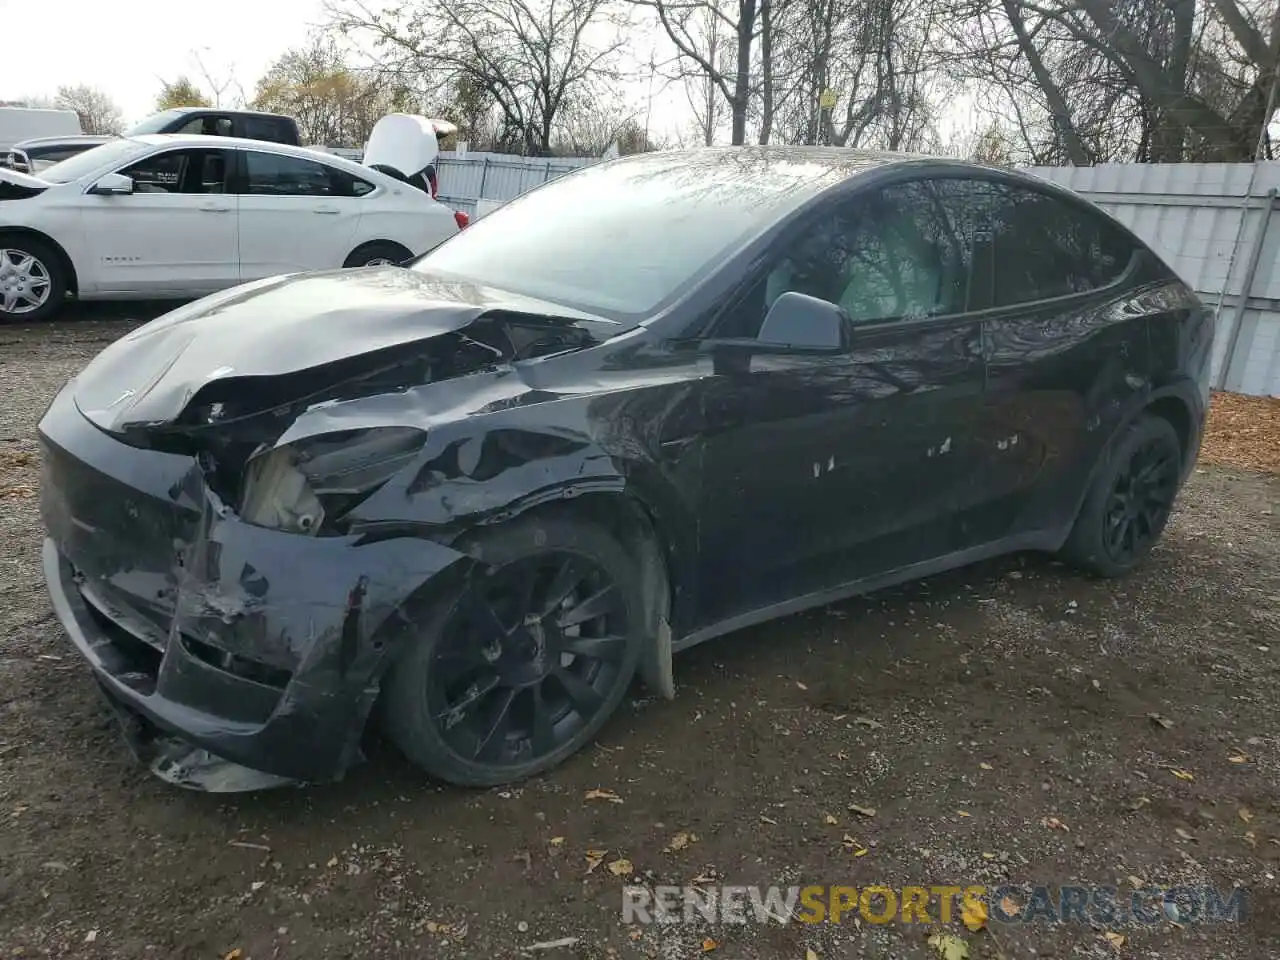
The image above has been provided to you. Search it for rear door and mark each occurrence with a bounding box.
[232,148,366,280]
[966,178,1148,539]
[82,146,238,295]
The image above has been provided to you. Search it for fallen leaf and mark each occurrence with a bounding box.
[979,762,993,771]
[665,831,697,852]
[629,929,643,941]
[927,932,970,960]
[1175,827,1197,842]
[853,717,883,729]
[702,938,719,952]
[1171,769,1195,782]
[981,852,995,860]
[223,951,243,960]
[849,803,876,818]
[760,815,778,825]
[326,856,339,868]
[1103,931,1126,951]
[1000,895,1021,917]
[1127,875,1145,889]
[1244,831,1258,848]
[585,788,624,803]
[608,858,634,876]
[585,849,608,874]
[549,836,566,846]
[806,951,819,960]
[795,681,809,691]
[1041,816,1070,832]
[823,814,839,826]
[1127,797,1151,812]
[956,810,972,818]
[961,898,987,932]
[841,834,869,856]
[84,930,98,944]
[1228,752,1250,764]
[1239,808,1255,824]
[1147,713,1174,729]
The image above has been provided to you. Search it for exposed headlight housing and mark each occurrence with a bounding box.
[239,427,427,534]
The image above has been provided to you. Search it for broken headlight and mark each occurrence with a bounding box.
[239,427,427,535]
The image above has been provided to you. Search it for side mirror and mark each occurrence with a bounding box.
[757,291,846,350]
[87,173,133,196]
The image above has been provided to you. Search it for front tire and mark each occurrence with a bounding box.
[382,514,645,786]
[0,238,64,322]
[1059,413,1182,577]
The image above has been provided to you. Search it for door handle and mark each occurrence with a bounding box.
[313,207,340,215]
[199,204,231,213]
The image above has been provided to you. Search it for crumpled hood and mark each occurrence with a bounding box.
[71,266,612,434]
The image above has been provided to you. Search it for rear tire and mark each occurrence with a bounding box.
[344,241,413,268]
[382,514,645,786]
[1059,414,1182,577]
[0,237,65,322]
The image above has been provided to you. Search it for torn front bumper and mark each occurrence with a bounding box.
[39,387,469,789]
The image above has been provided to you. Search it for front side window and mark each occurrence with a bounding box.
[119,148,228,194]
[241,151,339,196]
[716,180,975,339]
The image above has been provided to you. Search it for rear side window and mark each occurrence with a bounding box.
[239,151,371,197]
[970,181,1136,308]
[241,116,290,143]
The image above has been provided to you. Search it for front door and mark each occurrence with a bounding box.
[689,178,990,628]
[83,147,237,295]
[233,148,363,280]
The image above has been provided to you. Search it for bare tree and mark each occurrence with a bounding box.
[630,0,763,144]
[52,85,123,135]
[947,0,1280,163]
[328,0,624,156]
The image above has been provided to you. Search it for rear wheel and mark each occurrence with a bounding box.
[0,238,64,322]
[382,515,644,786]
[344,241,412,268]
[1059,414,1182,577]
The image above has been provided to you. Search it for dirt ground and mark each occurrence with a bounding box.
[1,309,1279,960]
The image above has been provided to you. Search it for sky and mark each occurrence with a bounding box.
[1,0,323,126]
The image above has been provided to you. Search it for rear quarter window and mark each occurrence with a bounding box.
[973,181,1137,308]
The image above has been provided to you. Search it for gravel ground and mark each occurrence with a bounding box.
[2,310,1279,960]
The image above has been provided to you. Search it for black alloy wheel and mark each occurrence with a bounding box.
[1061,413,1182,577]
[383,515,643,785]
[1102,435,1180,565]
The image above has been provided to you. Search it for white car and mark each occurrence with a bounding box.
[0,134,462,321]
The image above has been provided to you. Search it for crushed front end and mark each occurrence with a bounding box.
[38,383,468,790]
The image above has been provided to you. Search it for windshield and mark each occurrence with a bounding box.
[40,138,151,183]
[412,152,831,325]
[124,110,185,136]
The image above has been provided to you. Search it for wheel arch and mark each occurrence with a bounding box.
[344,239,414,268]
[0,227,78,295]
[494,490,679,700]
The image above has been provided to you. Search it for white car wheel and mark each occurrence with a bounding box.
[0,246,55,318]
